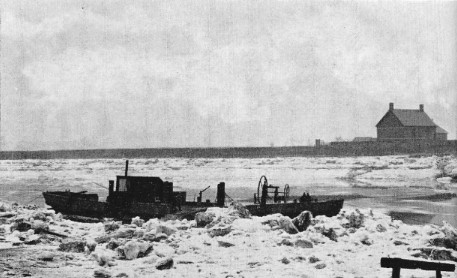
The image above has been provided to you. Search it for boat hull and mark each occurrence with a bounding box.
[43,191,174,220]
[43,191,108,218]
[44,191,344,221]
[245,199,344,218]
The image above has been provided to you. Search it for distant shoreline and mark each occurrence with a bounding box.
[0,146,317,160]
[0,141,456,160]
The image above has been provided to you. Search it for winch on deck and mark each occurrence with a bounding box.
[253,175,290,206]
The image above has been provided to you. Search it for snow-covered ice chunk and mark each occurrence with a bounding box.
[117,240,152,260]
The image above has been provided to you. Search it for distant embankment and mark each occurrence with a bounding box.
[0,146,317,160]
[0,140,455,160]
[326,139,457,156]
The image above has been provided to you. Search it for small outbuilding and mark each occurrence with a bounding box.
[435,126,448,141]
[376,103,447,141]
[352,137,376,142]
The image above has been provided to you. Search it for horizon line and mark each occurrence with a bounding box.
[0,145,319,153]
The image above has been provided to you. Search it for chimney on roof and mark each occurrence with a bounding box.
[389,103,394,111]
[419,104,424,112]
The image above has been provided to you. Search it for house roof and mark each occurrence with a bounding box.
[390,109,436,127]
[436,126,448,134]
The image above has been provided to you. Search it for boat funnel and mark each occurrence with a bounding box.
[109,180,114,195]
[217,182,225,207]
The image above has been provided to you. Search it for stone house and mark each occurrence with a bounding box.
[376,103,447,141]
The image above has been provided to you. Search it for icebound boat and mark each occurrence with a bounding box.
[43,160,226,220]
[43,161,344,221]
[244,175,344,218]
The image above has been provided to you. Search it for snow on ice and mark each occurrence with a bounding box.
[0,202,456,277]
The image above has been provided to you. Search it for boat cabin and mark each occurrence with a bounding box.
[105,160,186,205]
[107,175,186,205]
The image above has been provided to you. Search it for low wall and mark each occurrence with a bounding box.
[0,146,317,160]
[325,140,457,156]
[0,140,455,160]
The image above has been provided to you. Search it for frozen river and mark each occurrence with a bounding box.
[0,156,455,226]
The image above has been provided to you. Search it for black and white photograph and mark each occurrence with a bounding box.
[0,1,456,277]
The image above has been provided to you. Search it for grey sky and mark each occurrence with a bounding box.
[1,1,456,150]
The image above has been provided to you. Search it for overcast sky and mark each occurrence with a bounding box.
[1,0,456,151]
